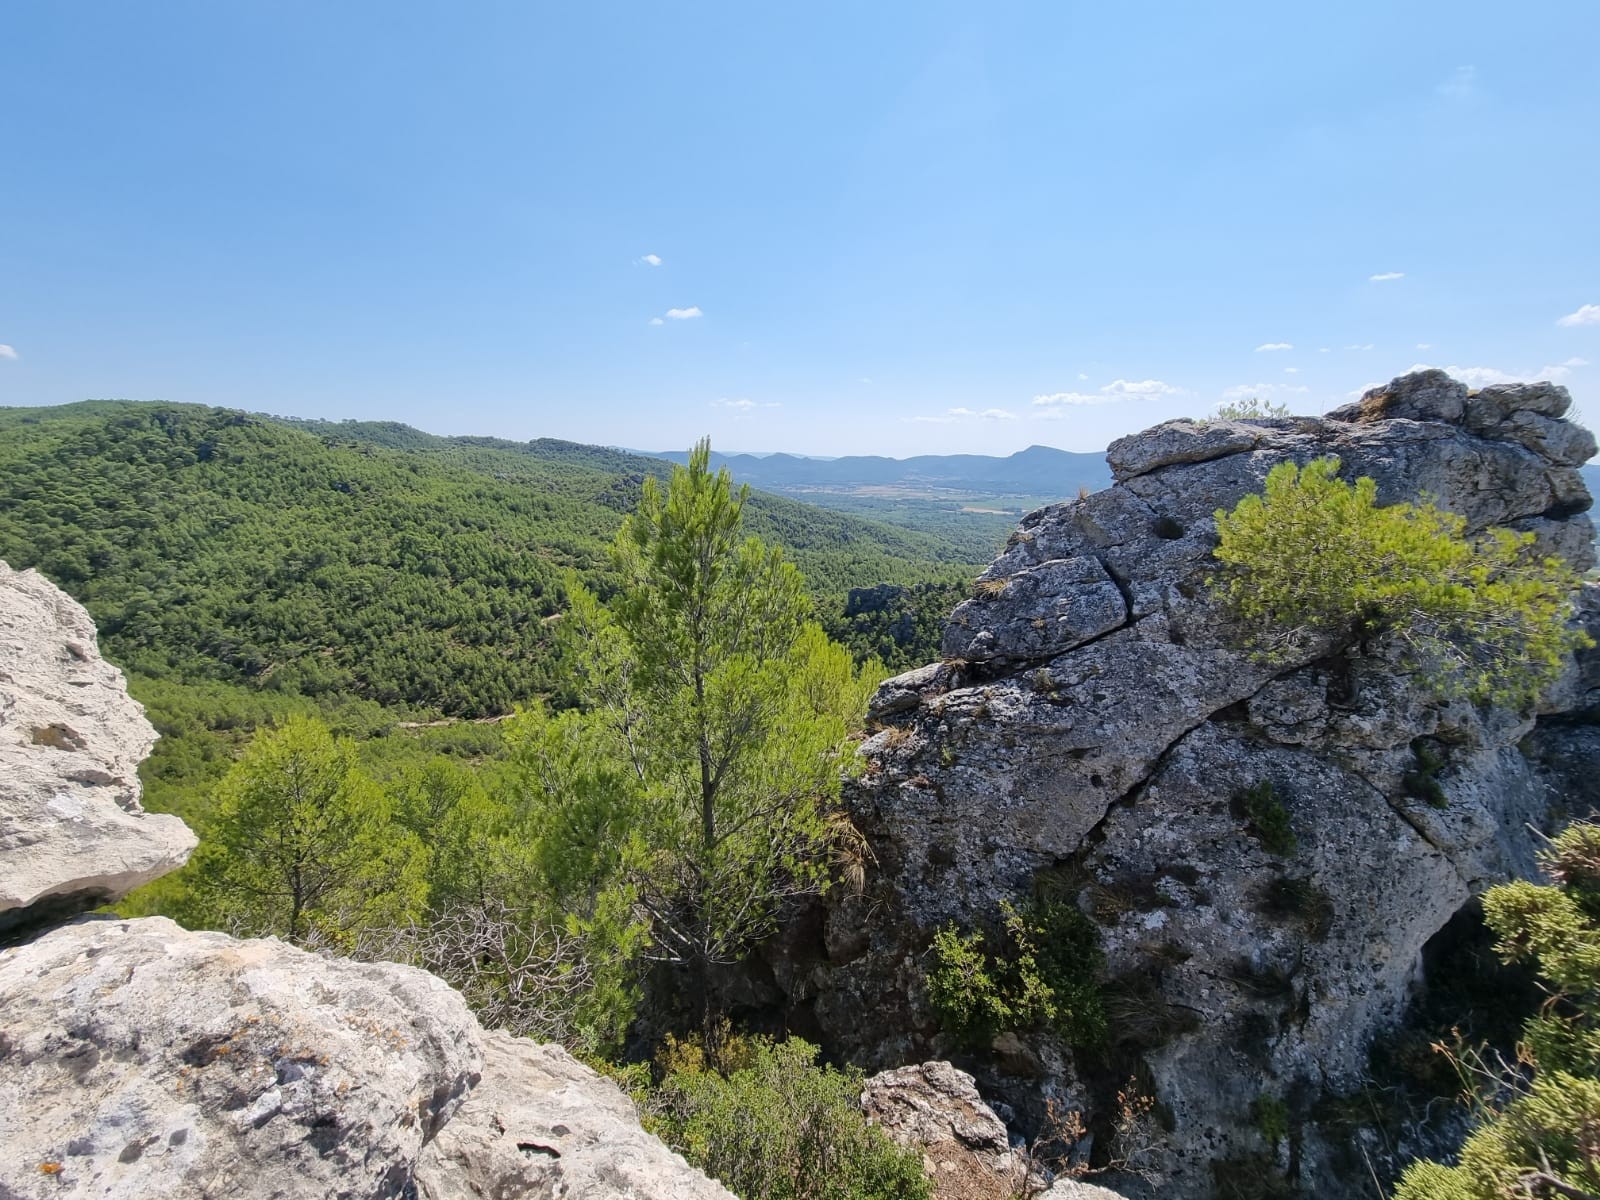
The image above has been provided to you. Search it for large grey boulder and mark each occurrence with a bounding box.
[0,561,196,932]
[415,1029,736,1200]
[0,916,482,1199]
[771,372,1599,1199]
[860,1060,1023,1199]
[0,918,736,1200]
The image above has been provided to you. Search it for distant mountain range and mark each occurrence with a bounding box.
[643,445,1110,497]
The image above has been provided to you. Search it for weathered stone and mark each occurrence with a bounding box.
[772,371,1600,1200]
[942,558,1126,664]
[0,916,482,1200]
[1107,420,1259,481]
[0,561,196,933]
[1328,368,1468,423]
[1491,407,1598,466]
[1466,380,1572,427]
[415,1029,735,1200]
[860,1061,1023,1200]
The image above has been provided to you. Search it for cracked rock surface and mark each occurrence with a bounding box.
[0,560,196,934]
[770,371,1600,1199]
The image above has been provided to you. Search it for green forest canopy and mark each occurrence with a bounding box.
[0,399,994,827]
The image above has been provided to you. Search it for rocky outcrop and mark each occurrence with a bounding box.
[0,562,732,1200]
[774,372,1600,1198]
[0,561,196,933]
[415,1029,736,1200]
[0,916,482,1199]
[861,1060,1024,1199]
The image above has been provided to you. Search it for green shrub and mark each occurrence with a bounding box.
[1252,1094,1290,1147]
[926,897,1106,1047]
[643,1035,932,1200]
[1232,780,1297,856]
[1212,456,1590,708]
[1402,739,1449,808]
[1394,821,1600,1199]
[1216,397,1293,420]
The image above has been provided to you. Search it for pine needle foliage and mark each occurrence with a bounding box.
[1394,821,1600,1200]
[1212,457,1589,708]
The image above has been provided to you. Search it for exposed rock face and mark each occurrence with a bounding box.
[860,1060,1023,1199]
[0,915,481,1199]
[0,561,196,933]
[415,1029,735,1200]
[775,372,1600,1198]
[0,564,732,1200]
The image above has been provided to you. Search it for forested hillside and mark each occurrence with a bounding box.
[0,401,985,713]
[0,400,988,840]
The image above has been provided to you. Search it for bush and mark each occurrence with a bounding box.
[1232,780,1297,857]
[643,1034,932,1200]
[1394,821,1600,1199]
[1216,397,1293,420]
[1212,457,1590,708]
[927,897,1106,1047]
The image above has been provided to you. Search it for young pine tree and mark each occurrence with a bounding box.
[553,439,876,1038]
[183,715,426,947]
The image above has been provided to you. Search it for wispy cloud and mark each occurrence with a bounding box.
[1255,342,1293,352]
[1101,378,1177,397]
[1284,367,1300,374]
[1416,343,1433,350]
[1033,391,1112,408]
[711,398,779,412]
[648,317,665,326]
[1369,271,1405,282]
[1345,343,1375,351]
[1437,65,1476,100]
[1034,378,1179,410]
[639,253,663,267]
[1558,304,1600,328]
[1562,357,1590,368]
[908,406,1016,423]
[664,306,702,320]
[0,344,16,360]
[1077,372,1089,381]
[1222,382,1310,400]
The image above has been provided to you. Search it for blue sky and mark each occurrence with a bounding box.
[2,2,1597,457]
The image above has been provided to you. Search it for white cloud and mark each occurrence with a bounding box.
[648,317,665,326]
[1101,378,1178,397]
[1558,304,1600,328]
[1318,347,1330,353]
[1416,343,1433,350]
[664,306,702,320]
[1255,342,1293,352]
[1032,378,1179,412]
[1033,391,1113,408]
[911,406,1017,423]
[1284,367,1300,374]
[1437,65,1476,100]
[1346,343,1375,351]
[1563,357,1590,367]
[0,344,16,360]
[1369,272,1405,282]
[639,253,662,267]
[711,397,780,412]
[1077,372,1089,381]
[1222,382,1311,400]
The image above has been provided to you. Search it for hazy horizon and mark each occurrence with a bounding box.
[2,2,1596,457]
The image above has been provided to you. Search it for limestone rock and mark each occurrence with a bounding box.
[860,1061,1022,1199]
[414,1028,736,1200]
[942,557,1127,664]
[0,916,482,1199]
[777,371,1600,1200]
[0,561,196,933]
[1328,368,1467,423]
